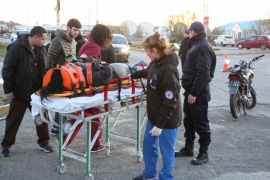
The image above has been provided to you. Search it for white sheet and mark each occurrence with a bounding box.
[31,88,144,118]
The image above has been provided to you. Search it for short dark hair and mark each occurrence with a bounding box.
[50,31,56,41]
[67,19,82,29]
[90,24,112,46]
[30,26,47,37]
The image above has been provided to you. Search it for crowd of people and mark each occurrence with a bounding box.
[1,19,216,180]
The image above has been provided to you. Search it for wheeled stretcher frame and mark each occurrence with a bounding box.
[32,77,147,180]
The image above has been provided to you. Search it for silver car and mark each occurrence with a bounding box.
[112,34,131,63]
[214,35,235,47]
[10,29,31,42]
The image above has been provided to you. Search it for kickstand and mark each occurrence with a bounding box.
[243,105,247,116]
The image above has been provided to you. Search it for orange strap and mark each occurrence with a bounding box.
[86,63,92,86]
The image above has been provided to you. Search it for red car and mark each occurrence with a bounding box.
[81,30,90,39]
[236,35,270,50]
[0,24,9,34]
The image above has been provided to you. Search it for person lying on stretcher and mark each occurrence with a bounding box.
[36,60,147,151]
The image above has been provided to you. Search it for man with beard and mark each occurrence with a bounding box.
[47,18,82,135]
[1,26,53,157]
[47,18,82,69]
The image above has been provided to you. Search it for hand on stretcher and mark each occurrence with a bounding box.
[135,79,147,88]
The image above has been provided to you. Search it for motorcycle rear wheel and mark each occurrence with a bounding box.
[246,87,257,109]
[230,91,241,119]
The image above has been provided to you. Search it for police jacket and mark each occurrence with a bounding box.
[47,29,77,69]
[131,53,182,129]
[181,33,216,97]
[2,35,46,100]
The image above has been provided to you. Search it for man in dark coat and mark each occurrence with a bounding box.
[178,30,192,71]
[101,44,116,63]
[175,21,216,165]
[1,26,53,157]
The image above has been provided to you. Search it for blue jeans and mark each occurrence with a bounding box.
[141,120,178,180]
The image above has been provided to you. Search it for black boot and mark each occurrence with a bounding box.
[175,142,194,157]
[191,146,209,165]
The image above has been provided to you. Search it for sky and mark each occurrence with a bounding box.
[0,0,270,30]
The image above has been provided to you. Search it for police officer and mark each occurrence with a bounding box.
[175,21,216,165]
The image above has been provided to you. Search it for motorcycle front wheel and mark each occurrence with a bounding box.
[246,86,257,109]
[230,91,241,119]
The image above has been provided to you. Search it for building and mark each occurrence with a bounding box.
[217,19,270,40]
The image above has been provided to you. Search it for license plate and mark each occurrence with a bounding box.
[230,81,240,87]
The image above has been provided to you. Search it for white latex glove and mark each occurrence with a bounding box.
[80,54,88,58]
[149,126,162,136]
[5,92,14,101]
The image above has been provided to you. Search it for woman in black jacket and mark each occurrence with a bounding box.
[131,31,182,180]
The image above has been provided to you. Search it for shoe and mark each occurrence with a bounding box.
[175,141,194,157]
[50,127,58,136]
[1,148,11,157]
[91,145,105,153]
[132,175,158,180]
[191,146,209,165]
[38,144,54,153]
[133,175,145,180]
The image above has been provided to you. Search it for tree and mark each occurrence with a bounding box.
[167,11,197,43]
[169,22,187,43]
[211,26,225,35]
[177,10,197,28]
[135,25,143,39]
[250,19,270,35]
[120,22,129,37]
[107,25,121,34]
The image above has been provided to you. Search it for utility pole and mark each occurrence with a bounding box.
[26,10,28,28]
[89,9,91,28]
[203,0,209,37]
[56,0,60,27]
[96,0,99,24]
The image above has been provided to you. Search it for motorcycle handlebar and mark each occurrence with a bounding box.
[228,55,264,71]
[254,54,265,60]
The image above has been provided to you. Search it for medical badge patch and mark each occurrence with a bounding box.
[165,91,173,99]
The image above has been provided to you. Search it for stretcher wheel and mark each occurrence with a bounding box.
[34,115,43,126]
[58,163,67,174]
[62,122,72,134]
[120,101,126,106]
[85,174,94,180]
[137,155,143,163]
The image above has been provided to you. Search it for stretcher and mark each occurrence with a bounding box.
[31,77,147,180]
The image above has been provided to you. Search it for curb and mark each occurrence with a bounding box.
[0,104,9,115]
[130,47,270,56]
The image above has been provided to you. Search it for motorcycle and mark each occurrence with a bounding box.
[227,54,264,119]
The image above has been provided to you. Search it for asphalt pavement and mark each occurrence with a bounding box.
[0,51,270,180]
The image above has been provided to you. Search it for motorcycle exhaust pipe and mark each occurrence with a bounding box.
[240,95,251,107]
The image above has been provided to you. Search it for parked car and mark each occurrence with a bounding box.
[10,29,31,42]
[0,24,9,34]
[213,35,235,47]
[236,35,270,50]
[112,34,131,62]
[81,30,91,39]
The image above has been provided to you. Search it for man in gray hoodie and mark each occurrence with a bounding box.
[47,19,81,135]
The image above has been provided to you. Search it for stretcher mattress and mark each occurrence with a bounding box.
[31,87,144,118]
